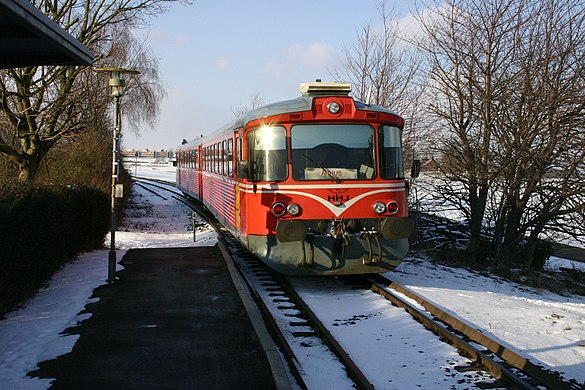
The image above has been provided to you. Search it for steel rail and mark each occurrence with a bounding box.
[212,216,371,390]
[133,178,183,195]
[365,274,579,390]
[276,275,375,390]
[133,182,168,200]
[133,176,176,186]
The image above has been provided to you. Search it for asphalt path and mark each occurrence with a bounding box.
[30,246,277,389]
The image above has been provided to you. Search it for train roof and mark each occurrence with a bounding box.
[178,82,402,149]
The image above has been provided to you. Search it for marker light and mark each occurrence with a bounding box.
[327,101,341,114]
[386,201,399,214]
[373,201,386,214]
[271,203,286,217]
[287,203,301,216]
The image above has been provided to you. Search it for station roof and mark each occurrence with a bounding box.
[0,0,93,69]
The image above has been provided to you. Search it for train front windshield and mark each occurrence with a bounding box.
[247,123,404,182]
[291,124,377,181]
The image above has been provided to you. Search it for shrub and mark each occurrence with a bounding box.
[0,184,109,317]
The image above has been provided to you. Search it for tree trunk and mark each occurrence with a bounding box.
[467,183,489,261]
[17,154,41,182]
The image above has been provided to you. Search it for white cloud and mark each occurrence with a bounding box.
[284,43,339,68]
[263,43,340,79]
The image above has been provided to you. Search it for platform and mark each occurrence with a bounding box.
[30,245,288,389]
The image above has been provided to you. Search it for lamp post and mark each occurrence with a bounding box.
[96,67,140,283]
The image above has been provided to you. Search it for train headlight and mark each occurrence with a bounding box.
[327,101,341,114]
[372,201,386,214]
[386,201,399,214]
[287,203,301,216]
[271,202,287,217]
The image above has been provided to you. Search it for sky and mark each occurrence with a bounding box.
[1,163,583,388]
[123,0,418,151]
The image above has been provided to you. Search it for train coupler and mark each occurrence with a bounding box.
[362,231,383,265]
[298,236,315,268]
[330,218,352,257]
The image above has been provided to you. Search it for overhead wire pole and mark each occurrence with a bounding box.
[96,67,140,283]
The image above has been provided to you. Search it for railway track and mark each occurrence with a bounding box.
[133,178,581,389]
[363,274,579,390]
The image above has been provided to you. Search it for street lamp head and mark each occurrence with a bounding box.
[96,67,140,97]
[109,76,125,97]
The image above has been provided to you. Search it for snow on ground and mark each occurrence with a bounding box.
[124,159,176,182]
[1,162,583,389]
[287,276,496,389]
[391,257,585,385]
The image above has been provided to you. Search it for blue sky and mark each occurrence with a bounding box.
[124,0,415,150]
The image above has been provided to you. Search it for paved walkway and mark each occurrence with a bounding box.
[31,246,283,389]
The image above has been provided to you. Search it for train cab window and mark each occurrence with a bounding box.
[291,124,375,181]
[378,125,404,179]
[247,126,287,182]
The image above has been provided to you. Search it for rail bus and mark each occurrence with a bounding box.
[176,81,416,275]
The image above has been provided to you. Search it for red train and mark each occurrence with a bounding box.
[176,81,415,275]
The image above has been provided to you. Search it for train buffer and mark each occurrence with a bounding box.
[30,246,289,389]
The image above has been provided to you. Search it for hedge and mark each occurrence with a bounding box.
[0,184,109,317]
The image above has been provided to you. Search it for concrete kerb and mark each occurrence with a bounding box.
[217,241,293,390]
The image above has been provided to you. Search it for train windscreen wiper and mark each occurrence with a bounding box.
[303,154,341,183]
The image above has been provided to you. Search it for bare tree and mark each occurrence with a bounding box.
[417,0,584,269]
[489,0,585,269]
[231,92,264,118]
[416,0,522,261]
[0,0,181,181]
[330,1,423,163]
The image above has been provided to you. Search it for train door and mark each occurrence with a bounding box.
[235,132,244,234]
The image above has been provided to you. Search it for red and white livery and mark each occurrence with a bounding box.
[177,82,413,275]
